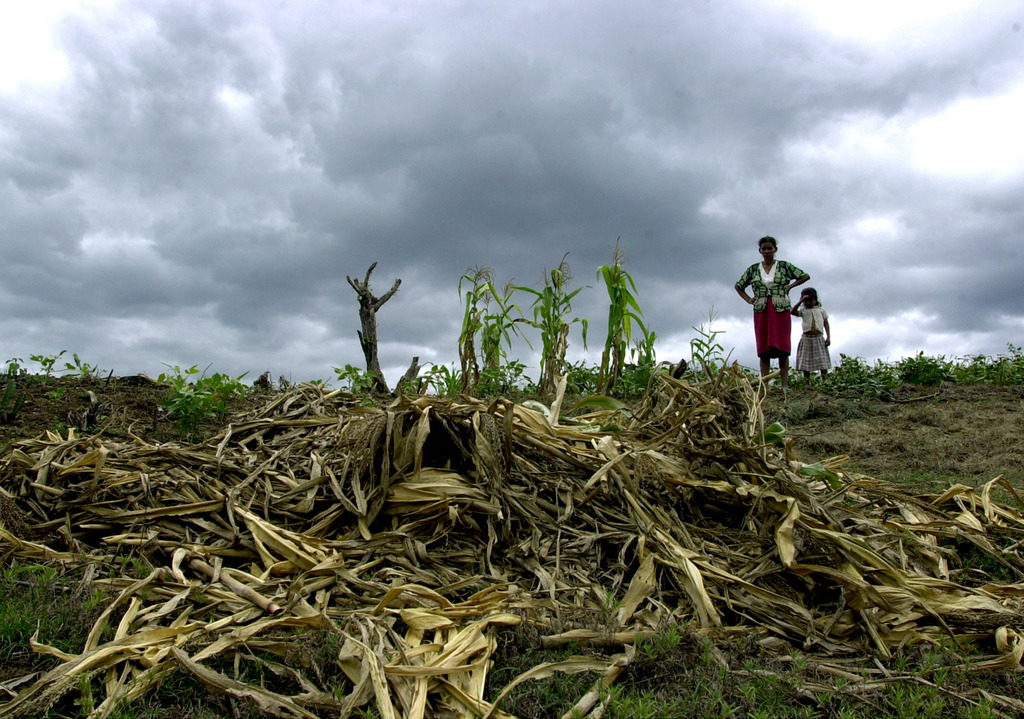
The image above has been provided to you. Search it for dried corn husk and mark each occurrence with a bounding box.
[2,367,1024,717]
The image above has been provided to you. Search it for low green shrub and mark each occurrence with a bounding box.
[158,364,248,439]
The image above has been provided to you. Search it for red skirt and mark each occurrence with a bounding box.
[753,299,791,358]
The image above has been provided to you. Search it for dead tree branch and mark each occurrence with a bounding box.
[346,262,401,395]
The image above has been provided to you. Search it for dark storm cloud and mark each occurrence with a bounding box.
[0,0,1022,381]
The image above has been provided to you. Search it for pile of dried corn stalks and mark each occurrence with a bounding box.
[2,365,1024,718]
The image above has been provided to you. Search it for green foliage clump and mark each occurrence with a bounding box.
[821,345,1024,396]
[63,352,104,380]
[896,352,954,386]
[823,354,900,397]
[158,364,248,439]
[333,363,378,394]
[951,344,1024,385]
[30,350,67,378]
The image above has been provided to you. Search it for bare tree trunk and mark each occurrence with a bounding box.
[397,356,421,393]
[346,263,401,395]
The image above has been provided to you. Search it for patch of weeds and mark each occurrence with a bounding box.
[62,352,104,380]
[119,554,156,580]
[636,623,682,660]
[284,628,353,692]
[0,563,109,673]
[158,364,248,439]
[945,535,1022,585]
[45,386,67,400]
[104,669,263,719]
[30,350,67,378]
[485,622,600,718]
[332,363,379,394]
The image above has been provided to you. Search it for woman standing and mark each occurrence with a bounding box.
[734,236,809,389]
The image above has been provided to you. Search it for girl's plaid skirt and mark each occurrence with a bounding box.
[795,334,831,372]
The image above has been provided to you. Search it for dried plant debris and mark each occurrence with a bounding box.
[1,367,1024,717]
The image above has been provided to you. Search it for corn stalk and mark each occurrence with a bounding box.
[515,255,588,396]
[597,241,650,395]
[457,267,491,393]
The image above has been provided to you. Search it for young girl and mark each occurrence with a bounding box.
[791,288,831,380]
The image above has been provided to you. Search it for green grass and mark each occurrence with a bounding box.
[0,564,108,670]
[482,624,1017,719]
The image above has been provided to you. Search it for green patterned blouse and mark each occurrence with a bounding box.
[735,260,807,313]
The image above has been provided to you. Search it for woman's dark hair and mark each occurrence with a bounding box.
[758,236,777,249]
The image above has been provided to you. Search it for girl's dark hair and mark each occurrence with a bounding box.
[758,236,777,249]
[801,287,818,301]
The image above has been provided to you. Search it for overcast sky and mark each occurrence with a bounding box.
[1,0,1022,386]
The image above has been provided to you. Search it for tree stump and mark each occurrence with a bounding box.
[346,263,401,395]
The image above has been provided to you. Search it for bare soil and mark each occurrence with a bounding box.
[0,374,265,448]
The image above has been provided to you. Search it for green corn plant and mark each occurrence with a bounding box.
[423,363,463,397]
[596,241,651,395]
[457,267,492,393]
[0,380,25,423]
[689,308,728,377]
[458,268,525,395]
[515,254,588,396]
[480,279,525,373]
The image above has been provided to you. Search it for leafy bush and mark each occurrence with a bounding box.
[332,364,378,394]
[826,354,900,397]
[822,346,1024,395]
[158,364,248,438]
[951,345,1024,385]
[563,360,599,396]
[896,352,954,386]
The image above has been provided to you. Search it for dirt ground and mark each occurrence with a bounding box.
[0,373,264,448]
